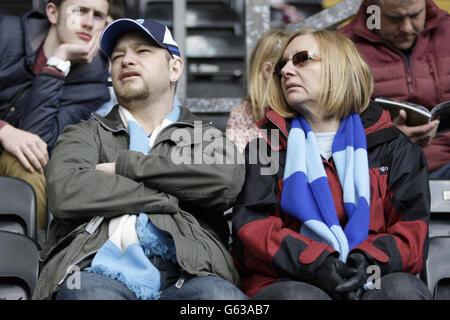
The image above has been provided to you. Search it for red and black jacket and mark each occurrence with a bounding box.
[232,102,430,297]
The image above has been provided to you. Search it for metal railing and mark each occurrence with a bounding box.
[287,0,362,32]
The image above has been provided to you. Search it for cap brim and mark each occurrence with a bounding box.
[100,18,166,57]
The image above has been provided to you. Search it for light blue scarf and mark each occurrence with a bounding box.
[280,113,370,262]
[86,106,180,299]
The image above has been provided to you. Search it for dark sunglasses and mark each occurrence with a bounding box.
[273,50,321,77]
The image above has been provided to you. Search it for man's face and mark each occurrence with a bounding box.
[110,32,173,105]
[377,0,426,51]
[53,0,109,45]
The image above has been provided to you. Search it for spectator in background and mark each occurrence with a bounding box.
[107,0,126,23]
[0,0,111,235]
[271,0,304,24]
[226,28,289,152]
[339,0,450,178]
[34,18,247,300]
[232,29,431,300]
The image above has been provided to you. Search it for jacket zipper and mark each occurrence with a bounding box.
[427,56,441,102]
[171,211,217,283]
[56,216,105,286]
[84,216,104,234]
[175,273,186,289]
[39,216,104,263]
[406,68,414,97]
[265,114,288,140]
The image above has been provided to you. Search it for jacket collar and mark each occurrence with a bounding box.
[351,0,449,44]
[92,104,205,133]
[257,108,290,150]
[258,102,399,151]
[22,11,49,67]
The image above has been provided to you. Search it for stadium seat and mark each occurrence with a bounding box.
[428,179,450,238]
[0,176,37,241]
[421,180,450,299]
[422,236,450,299]
[0,231,40,300]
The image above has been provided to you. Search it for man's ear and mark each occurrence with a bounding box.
[106,15,113,26]
[46,2,59,25]
[169,57,184,83]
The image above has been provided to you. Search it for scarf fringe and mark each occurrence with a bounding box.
[87,264,161,300]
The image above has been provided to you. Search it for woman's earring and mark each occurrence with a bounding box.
[170,80,178,86]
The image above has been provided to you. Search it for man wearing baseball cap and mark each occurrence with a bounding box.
[34,18,247,300]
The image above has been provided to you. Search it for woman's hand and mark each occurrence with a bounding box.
[314,255,358,300]
[335,252,369,300]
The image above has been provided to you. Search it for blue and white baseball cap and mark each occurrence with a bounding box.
[100,18,181,58]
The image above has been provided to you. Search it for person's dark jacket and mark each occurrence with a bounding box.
[232,102,430,297]
[33,105,245,300]
[0,11,109,152]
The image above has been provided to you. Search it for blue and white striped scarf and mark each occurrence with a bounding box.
[86,105,180,299]
[280,113,370,262]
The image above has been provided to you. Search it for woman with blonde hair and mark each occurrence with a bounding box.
[232,29,432,300]
[226,28,289,152]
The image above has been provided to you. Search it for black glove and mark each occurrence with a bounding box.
[335,252,369,300]
[314,254,358,300]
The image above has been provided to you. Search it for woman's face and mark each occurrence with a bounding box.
[278,34,322,115]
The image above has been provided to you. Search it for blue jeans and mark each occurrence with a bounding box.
[55,271,248,300]
[159,275,249,300]
[251,273,432,300]
[252,280,332,300]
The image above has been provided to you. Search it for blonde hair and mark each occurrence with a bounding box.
[265,29,374,119]
[247,28,289,121]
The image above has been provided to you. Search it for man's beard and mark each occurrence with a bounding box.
[113,80,151,104]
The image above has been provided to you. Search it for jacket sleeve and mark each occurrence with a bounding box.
[232,139,336,283]
[18,59,109,151]
[45,121,179,223]
[353,136,430,275]
[114,126,246,212]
